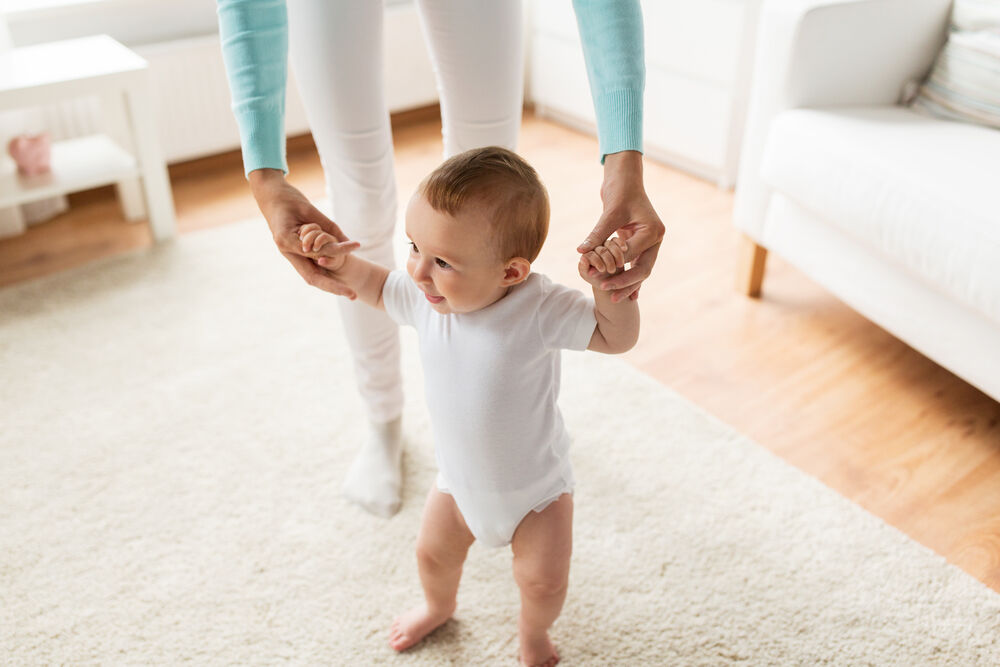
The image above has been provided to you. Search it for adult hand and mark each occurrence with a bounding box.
[249,168,361,298]
[576,151,665,303]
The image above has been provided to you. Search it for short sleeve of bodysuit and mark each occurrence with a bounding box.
[535,274,597,351]
[382,269,423,328]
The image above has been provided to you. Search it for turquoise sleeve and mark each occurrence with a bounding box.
[216,0,289,176]
[571,0,645,162]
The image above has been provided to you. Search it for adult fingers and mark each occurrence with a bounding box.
[283,252,357,299]
[618,283,640,302]
[276,205,351,258]
[611,282,640,303]
[300,204,351,243]
[598,241,661,292]
[577,209,624,254]
[615,222,662,265]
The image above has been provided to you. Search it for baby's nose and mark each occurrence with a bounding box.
[412,259,432,282]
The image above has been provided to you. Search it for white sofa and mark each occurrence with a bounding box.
[733,0,1000,402]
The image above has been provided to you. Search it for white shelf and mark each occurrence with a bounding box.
[0,134,138,209]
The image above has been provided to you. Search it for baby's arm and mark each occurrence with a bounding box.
[578,237,640,354]
[299,223,389,310]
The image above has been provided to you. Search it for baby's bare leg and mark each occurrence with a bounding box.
[389,485,475,652]
[511,493,573,667]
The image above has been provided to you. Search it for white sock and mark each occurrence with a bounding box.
[342,416,403,518]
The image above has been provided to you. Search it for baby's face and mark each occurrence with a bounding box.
[404,193,515,314]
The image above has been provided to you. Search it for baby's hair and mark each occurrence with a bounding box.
[418,146,549,262]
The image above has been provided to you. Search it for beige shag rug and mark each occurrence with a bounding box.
[1,220,998,666]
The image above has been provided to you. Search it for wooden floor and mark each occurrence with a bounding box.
[4,110,999,592]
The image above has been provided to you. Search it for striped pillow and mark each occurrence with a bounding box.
[910,0,1000,130]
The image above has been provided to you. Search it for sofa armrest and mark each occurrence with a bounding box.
[733,0,952,240]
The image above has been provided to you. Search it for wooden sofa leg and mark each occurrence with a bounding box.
[738,235,768,297]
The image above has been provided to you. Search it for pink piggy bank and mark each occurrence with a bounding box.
[8,133,52,176]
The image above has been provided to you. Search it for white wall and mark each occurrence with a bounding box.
[2,0,440,164]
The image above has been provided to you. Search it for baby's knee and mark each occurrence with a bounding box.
[515,569,569,600]
[415,540,464,571]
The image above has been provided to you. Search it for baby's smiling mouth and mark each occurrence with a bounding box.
[424,292,445,304]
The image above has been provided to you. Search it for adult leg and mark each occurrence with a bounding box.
[287,0,404,517]
[389,486,476,651]
[416,0,524,156]
[511,494,573,667]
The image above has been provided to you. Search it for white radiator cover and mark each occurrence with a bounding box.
[48,4,439,165]
[136,34,305,164]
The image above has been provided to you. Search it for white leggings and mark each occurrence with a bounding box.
[286,0,524,423]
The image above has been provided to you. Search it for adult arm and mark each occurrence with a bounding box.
[216,0,356,295]
[572,0,665,302]
[217,0,288,175]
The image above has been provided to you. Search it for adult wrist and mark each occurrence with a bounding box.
[603,150,643,176]
[248,168,287,210]
[249,167,285,195]
[602,150,645,198]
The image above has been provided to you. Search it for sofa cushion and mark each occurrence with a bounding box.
[760,106,1000,325]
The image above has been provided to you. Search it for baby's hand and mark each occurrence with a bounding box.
[298,223,358,273]
[578,236,627,287]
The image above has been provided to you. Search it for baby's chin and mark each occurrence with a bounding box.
[432,300,472,315]
[431,297,494,315]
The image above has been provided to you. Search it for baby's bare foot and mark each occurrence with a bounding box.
[388,603,453,652]
[519,631,559,667]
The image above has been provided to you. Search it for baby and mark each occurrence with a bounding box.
[300,146,639,667]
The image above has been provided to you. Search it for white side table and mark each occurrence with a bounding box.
[0,34,176,241]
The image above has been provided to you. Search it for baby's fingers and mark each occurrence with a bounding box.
[593,246,616,273]
[581,250,605,276]
[298,223,321,242]
[310,231,337,253]
[298,222,321,236]
[314,239,361,258]
[299,228,323,253]
[605,237,627,270]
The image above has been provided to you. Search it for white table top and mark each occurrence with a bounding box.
[0,35,147,96]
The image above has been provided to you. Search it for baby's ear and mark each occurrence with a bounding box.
[502,257,531,285]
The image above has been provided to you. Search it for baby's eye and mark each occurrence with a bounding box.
[408,241,418,255]
[435,257,451,269]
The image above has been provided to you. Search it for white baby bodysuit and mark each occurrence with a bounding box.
[382,270,597,547]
